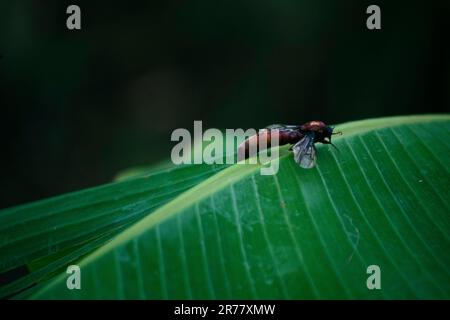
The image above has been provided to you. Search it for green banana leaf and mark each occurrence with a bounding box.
[1,115,449,299]
[0,163,227,298]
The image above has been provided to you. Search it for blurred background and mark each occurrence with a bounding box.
[0,0,448,209]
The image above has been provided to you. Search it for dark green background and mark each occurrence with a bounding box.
[0,0,448,209]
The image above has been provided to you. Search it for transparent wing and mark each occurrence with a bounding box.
[265,124,300,131]
[292,134,317,169]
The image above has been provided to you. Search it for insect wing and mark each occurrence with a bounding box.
[265,124,285,129]
[265,124,300,131]
[292,134,317,169]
